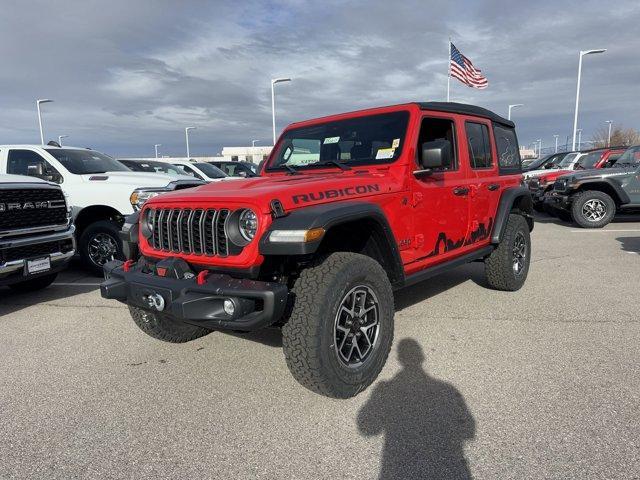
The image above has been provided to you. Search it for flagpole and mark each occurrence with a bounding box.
[447,37,451,102]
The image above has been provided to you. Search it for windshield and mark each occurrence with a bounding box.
[613,146,640,167]
[576,151,604,170]
[558,153,580,168]
[526,154,553,170]
[121,160,185,175]
[46,148,129,174]
[194,163,227,178]
[267,111,410,171]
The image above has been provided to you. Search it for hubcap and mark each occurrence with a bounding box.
[333,285,380,368]
[582,199,607,222]
[512,231,527,276]
[88,233,118,266]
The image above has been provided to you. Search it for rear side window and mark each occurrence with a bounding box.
[493,124,521,173]
[465,122,493,169]
[7,150,50,175]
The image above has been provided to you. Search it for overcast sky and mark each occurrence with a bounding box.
[1,0,638,157]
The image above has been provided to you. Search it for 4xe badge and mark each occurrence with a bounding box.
[0,200,66,212]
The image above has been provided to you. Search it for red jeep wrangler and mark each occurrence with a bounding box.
[101,102,533,398]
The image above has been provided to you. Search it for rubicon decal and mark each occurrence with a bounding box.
[292,184,380,204]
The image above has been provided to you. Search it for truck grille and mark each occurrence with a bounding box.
[553,179,568,192]
[0,188,68,231]
[148,207,231,257]
[1,238,74,263]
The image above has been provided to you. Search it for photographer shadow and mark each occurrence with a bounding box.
[357,339,475,479]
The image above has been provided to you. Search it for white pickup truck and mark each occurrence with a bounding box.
[0,145,204,274]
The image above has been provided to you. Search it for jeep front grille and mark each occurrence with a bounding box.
[148,207,231,257]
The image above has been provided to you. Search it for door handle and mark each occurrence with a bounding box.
[453,187,469,196]
[488,183,500,191]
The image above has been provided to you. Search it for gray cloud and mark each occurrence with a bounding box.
[0,0,638,156]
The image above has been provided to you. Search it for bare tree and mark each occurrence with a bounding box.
[591,125,640,148]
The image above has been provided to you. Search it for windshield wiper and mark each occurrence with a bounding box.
[283,164,299,175]
[316,160,351,171]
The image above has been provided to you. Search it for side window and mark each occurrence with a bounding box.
[7,149,62,182]
[493,124,521,173]
[417,117,457,171]
[465,122,493,169]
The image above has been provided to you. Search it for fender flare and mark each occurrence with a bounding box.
[574,178,630,205]
[491,186,534,244]
[259,201,404,280]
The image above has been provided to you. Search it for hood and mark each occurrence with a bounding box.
[80,171,199,187]
[0,174,51,185]
[148,171,400,212]
[523,167,561,179]
[563,167,633,182]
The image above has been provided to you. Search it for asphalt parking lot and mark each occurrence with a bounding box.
[1,213,639,480]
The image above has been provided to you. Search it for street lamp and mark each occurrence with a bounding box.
[537,139,542,158]
[252,139,259,147]
[577,129,583,150]
[36,99,53,145]
[572,49,606,150]
[605,120,612,147]
[271,77,291,145]
[154,144,161,159]
[58,135,68,146]
[185,127,196,158]
[553,135,559,153]
[507,104,523,121]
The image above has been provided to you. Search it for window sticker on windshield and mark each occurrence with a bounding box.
[376,148,395,159]
[323,136,340,144]
[392,138,400,148]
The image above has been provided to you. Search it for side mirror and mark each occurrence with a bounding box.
[27,163,44,177]
[416,139,452,173]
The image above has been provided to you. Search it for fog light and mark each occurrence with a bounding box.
[223,299,235,316]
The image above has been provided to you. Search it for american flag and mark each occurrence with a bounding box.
[450,43,488,89]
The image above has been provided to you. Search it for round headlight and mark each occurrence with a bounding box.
[238,209,258,241]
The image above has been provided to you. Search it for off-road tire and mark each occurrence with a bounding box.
[79,220,124,276]
[129,306,211,343]
[8,273,58,292]
[570,190,616,229]
[484,213,530,291]
[281,252,394,398]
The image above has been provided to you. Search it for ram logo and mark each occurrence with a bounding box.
[0,200,66,212]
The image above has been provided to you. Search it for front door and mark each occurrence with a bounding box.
[408,114,471,273]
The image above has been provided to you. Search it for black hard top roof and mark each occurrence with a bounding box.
[416,102,515,128]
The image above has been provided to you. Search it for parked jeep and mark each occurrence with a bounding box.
[101,102,534,398]
[545,145,640,228]
[1,174,75,291]
[0,145,204,274]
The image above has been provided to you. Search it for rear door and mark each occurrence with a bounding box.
[463,119,500,247]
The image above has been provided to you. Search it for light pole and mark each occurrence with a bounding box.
[507,104,523,121]
[154,144,161,159]
[36,99,53,145]
[553,135,559,153]
[271,77,291,145]
[58,135,68,146]
[252,139,259,147]
[572,49,606,150]
[605,120,612,147]
[577,129,583,150]
[185,127,196,158]
[537,139,542,158]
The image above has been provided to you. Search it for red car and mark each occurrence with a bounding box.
[101,102,533,397]
[528,147,626,211]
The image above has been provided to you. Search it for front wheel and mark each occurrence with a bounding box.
[282,252,394,398]
[129,306,212,343]
[79,220,124,276]
[484,213,531,291]
[571,191,615,228]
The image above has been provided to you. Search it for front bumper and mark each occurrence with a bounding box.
[100,259,288,331]
[544,191,572,209]
[0,227,75,285]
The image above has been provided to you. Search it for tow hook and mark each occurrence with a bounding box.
[144,293,165,311]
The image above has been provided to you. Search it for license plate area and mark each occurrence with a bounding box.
[25,256,51,276]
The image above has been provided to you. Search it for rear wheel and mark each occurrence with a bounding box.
[8,273,58,292]
[571,191,615,228]
[79,220,124,276]
[129,306,211,343]
[484,214,530,291]
[282,252,394,398]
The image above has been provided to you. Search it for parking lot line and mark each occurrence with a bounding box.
[569,229,640,233]
[52,282,101,286]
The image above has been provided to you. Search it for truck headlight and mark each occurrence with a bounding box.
[226,208,258,247]
[130,189,164,211]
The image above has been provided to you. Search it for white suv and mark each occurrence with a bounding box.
[0,145,204,274]
[523,152,586,179]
